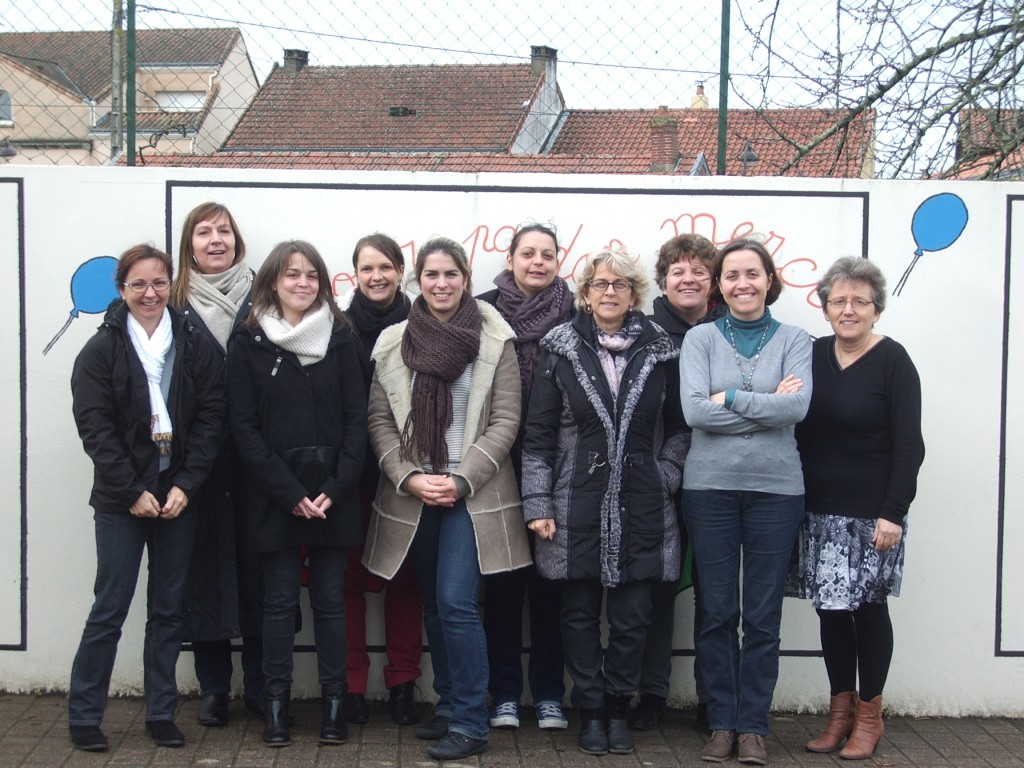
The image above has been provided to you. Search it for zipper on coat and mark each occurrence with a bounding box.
[271,356,282,376]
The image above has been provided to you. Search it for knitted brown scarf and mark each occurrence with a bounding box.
[400,294,482,470]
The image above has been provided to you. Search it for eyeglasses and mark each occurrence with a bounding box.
[826,298,874,310]
[588,279,633,293]
[123,279,171,293]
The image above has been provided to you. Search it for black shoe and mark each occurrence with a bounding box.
[389,681,420,725]
[244,696,263,719]
[344,692,369,724]
[198,692,229,727]
[146,720,185,747]
[631,693,666,731]
[320,684,349,745]
[606,694,635,754]
[426,732,488,760]
[577,709,608,755]
[415,713,450,740]
[69,725,108,752]
[262,686,291,747]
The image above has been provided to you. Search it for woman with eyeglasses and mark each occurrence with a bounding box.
[522,249,688,756]
[170,202,265,728]
[792,257,924,760]
[680,238,811,765]
[68,244,225,752]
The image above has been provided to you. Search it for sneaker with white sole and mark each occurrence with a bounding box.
[489,701,520,729]
[535,700,569,730]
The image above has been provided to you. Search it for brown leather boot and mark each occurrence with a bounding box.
[839,694,884,760]
[805,691,856,753]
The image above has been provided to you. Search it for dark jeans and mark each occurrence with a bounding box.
[409,500,488,741]
[484,556,565,705]
[192,636,264,700]
[561,578,654,709]
[68,510,198,726]
[261,546,347,688]
[683,489,804,735]
[640,575,707,702]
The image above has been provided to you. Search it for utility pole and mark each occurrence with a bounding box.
[110,0,123,161]
[717,0,730,175]
[126,0,136,166]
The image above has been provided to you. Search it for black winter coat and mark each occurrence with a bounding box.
[228,319,367,553]
[178,296,265,640]
[521,312,689,586]
[71,301,226,514]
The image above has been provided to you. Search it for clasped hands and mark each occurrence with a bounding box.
[407,473,459,507]
[130,486,188,519]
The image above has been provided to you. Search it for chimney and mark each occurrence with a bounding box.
[282,49,308,75]
[691,81,709,109]
[530,45,557,80]
[649,106,679,173]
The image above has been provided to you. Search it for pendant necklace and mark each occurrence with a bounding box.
[725,317,769,392]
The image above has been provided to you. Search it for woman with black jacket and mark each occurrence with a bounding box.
[171,202,264,727]
[228,240,367,748]
[68,244,225,752]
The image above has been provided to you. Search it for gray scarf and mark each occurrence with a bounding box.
[188,262,252,351]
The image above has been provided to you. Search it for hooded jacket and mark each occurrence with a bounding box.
[362,301,531,578]
[521,312,688,586]
[71,300,226,514]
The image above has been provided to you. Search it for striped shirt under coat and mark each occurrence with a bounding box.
[362,301,532,579]
[521,314,689,587]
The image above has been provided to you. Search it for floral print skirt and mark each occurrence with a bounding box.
[788,511,906,610]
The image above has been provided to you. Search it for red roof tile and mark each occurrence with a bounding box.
[223,63,542,152]
[552,108,874,177]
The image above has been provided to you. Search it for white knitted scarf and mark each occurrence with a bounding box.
[257,300,334,366]
[189,262,253,352]
[126,308,174,456]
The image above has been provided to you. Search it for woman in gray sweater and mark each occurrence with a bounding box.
[679,238,812,765]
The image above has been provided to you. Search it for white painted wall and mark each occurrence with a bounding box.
[1,166,1021,715]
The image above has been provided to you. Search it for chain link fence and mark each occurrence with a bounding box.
[0,0,1020,178]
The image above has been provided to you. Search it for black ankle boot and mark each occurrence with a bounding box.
[262,685,291,747]
[606,694,635,754]
[320,683,349,745]
[578,707,608,755]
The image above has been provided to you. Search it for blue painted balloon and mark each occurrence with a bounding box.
[69,256,119,317]
[910,193,968,256]
[42,255,120,355]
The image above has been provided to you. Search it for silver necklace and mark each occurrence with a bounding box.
[725,316,769,392]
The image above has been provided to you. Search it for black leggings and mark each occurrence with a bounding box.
[817,603,893,701]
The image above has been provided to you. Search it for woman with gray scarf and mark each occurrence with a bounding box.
[171,202,263,727]
[521,248,688,756]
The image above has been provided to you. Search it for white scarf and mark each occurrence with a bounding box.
[126,308,174,456]
[188,262,253,352]
[257,300,334,366]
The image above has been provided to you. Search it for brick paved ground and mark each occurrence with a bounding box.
[3,693,1024,767]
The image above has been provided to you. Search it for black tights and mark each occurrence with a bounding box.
[817,603,893,701]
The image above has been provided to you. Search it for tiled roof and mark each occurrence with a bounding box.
[552,108,874,177]
[0,28,240,100]
[222,63,542,152]
[958,109,1024,154]
[132,150,708,174]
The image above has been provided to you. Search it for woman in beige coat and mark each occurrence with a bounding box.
[363,236,530,761]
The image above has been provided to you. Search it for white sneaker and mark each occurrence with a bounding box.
[489,701,520,728]
[535,700,569,730]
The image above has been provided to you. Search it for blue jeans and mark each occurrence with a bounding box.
[410,500,488,741]
[69,510,198,726]
[192,636,264,700]
[682,490,804,735]
[261,546,347,688]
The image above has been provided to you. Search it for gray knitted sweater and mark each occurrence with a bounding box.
[680,320,812,495]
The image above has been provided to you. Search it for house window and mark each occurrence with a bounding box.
[0,91,12,124]
[153,91,205,111]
